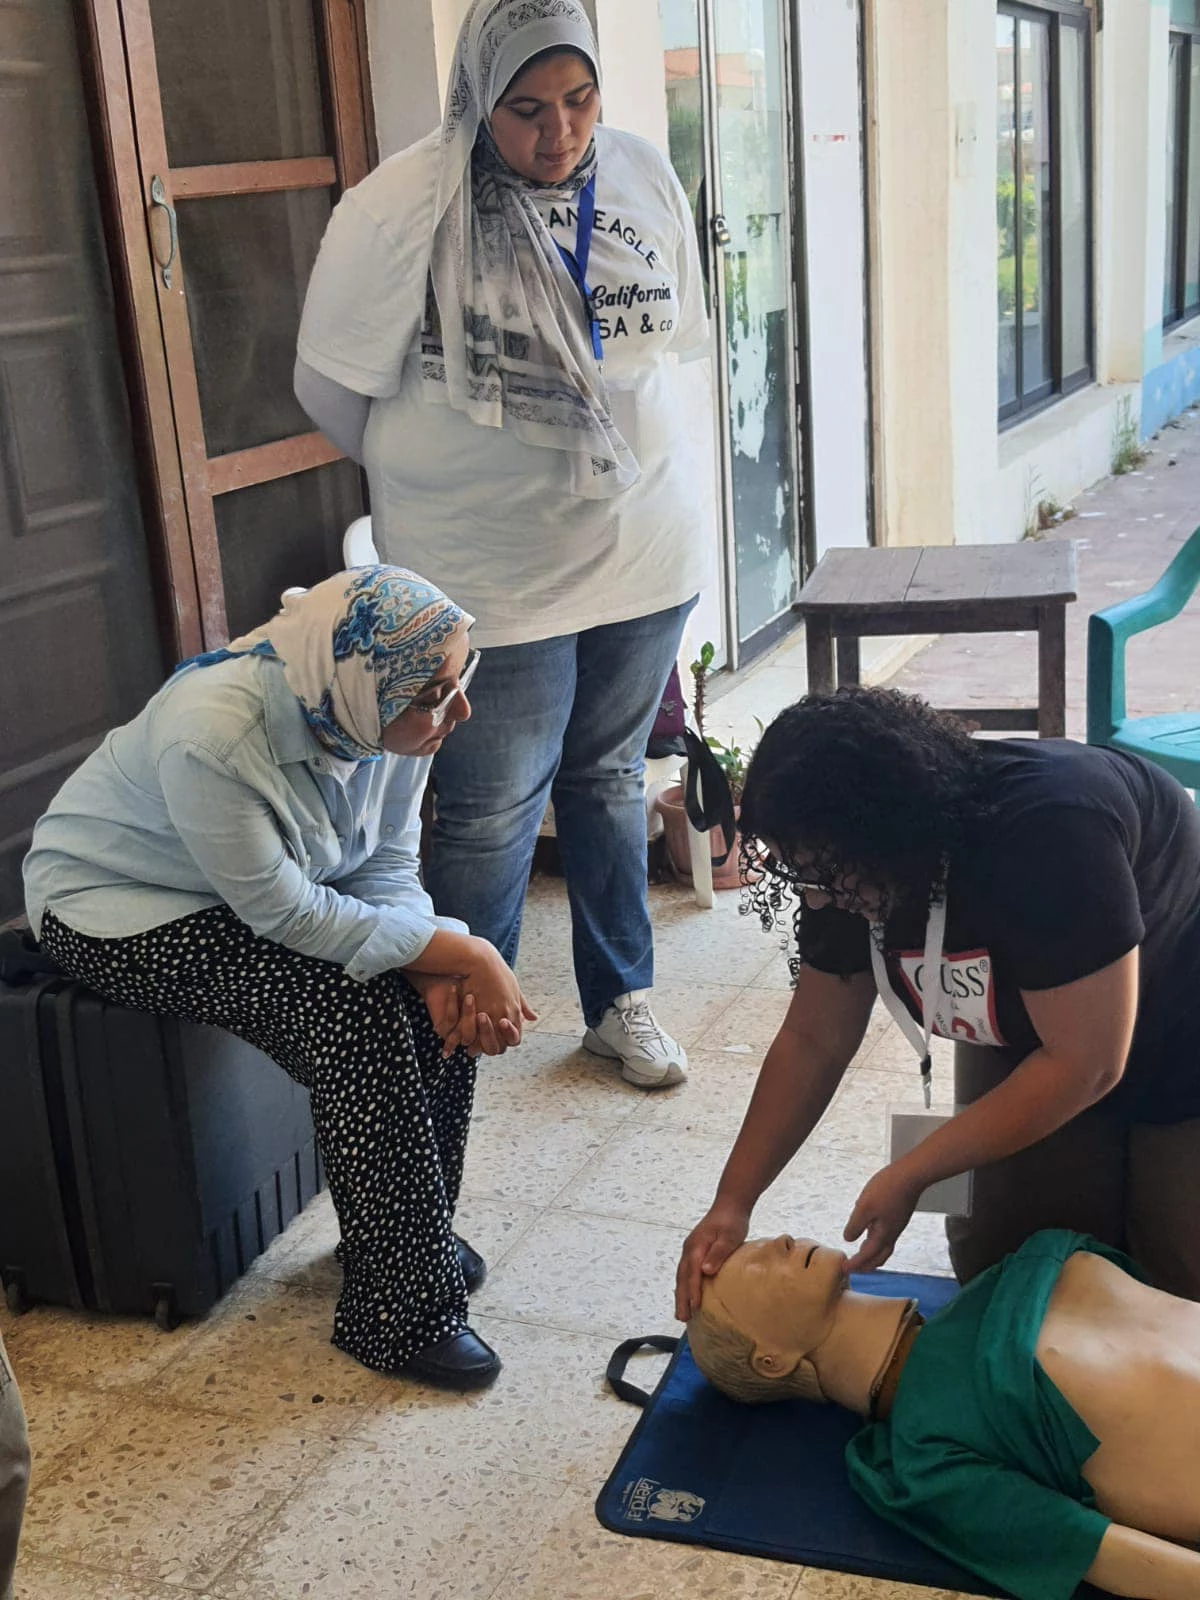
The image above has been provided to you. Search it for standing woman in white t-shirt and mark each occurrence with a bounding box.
[295,0,710,1089]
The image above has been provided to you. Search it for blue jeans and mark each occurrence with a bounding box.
[427,599,695,1026]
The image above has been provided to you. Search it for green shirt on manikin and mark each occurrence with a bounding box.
[846,1229,1131,1600]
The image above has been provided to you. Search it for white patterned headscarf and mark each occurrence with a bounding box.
[200,567,472,762]
[423,0,639,500]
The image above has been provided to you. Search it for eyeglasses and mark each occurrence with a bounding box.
[756,853,832,896]
[413,649,480,727]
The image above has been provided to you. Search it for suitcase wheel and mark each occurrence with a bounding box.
[153,1286,180,1333]
[2,1274,30,1316]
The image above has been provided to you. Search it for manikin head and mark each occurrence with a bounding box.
[687,1235,916,1413]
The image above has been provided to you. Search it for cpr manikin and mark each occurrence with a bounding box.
[688,1230,1200,1600]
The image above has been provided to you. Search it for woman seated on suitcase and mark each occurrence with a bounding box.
[22,565,535,1392]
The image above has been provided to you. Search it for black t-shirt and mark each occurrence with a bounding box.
[798,739,1200,1121]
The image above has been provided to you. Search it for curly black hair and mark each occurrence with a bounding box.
[738,686,987,966]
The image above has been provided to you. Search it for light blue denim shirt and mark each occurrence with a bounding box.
[23,653,466,980]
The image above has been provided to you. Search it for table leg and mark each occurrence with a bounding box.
[805,616,835,695]
[1037,604,1067,738]
[836,635,862,688]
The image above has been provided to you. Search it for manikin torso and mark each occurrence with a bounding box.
[705,1236,1200,1538]
[700,1235,1200,1598]
[1032,1250,1200,1541]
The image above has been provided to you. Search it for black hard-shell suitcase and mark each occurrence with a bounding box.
[0,932,324,1328]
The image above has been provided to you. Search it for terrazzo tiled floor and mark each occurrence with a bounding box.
[2,877,959,1600]
[16,407,1198,1599]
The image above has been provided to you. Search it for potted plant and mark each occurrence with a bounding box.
[654,642,760,890]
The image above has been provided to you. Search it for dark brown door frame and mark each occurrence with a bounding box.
[79,0,375,654]
[78,0,203,659]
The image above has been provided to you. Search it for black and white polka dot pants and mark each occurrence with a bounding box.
[39,906,476,1373]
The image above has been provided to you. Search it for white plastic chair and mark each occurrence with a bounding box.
[682,756,715,908]
[343,514,379,567]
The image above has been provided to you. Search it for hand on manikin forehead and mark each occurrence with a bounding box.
[706,1236,848,1361]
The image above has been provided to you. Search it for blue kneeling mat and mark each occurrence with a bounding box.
[598,1270,1104,1597]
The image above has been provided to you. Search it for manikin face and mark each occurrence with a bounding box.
[489,51,600,184]
[708,1235,848,1365]
[380,629,473,758]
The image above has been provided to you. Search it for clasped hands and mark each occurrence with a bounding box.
[407,951,537,1058]
[674,1157,926,1321]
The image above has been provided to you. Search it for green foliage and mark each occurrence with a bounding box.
[703,719,764,804]
[1021,467,1076,540]
[689,639,762,803]
[996,174,1041,318]
[1111,396,1147,476]
[666,104,704,209]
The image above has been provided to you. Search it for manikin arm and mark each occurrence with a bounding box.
[1087,1522,1200,1599]
[294,356,370,464]
[845,1442,1197,1600]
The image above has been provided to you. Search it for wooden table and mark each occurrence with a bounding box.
[793,542,1079,737]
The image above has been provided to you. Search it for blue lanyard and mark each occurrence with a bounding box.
[555,174,603,362]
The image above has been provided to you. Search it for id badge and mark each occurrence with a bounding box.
[889,1110,973,1217]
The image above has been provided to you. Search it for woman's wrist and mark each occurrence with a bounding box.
[406,928,485,977]
[711,1188,755,1220]
[462,935,505,976]
[892,1143,943,1196]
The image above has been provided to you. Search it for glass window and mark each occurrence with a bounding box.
[996,3,1092,425]
[997,13,1018,410]
[214,460,364,637]
[176,187,334,456]
[1166,37,1184,323]
[149,0,327,168]
[1164,28,1200,329]
[1060,22,1090,378]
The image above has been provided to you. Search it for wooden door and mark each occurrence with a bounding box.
[101,0,373,642]
[0,0,165,921]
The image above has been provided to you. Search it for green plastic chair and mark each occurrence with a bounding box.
[1087,525,1200,789]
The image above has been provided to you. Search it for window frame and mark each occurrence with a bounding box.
[996,0,1094,429]
[1164,25,1200,331]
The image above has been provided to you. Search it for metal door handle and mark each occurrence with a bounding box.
[149,175,178,290]
[711,212,732,249]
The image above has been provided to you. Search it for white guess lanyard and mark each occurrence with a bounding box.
[869,896,948,1110]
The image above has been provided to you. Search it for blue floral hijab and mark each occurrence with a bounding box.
[182,567,472,762]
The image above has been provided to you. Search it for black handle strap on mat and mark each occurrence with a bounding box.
[606,1334,679,1407]
[682,728,736,866]
[0,929,65,986]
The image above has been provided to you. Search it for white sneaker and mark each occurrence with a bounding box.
[582,991,688,1088]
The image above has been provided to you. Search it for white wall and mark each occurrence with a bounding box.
[365,0,441,156]
[796,0,871,557]
[945,2,1002,545]
[867,0,956,546]
[866,0,1172,549]
[593,0,669,148]
[431,0,469,93]
[992,381,1140,543]
[1098,0,1166,385]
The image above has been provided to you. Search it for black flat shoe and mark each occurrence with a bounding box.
[403,1327,501,1391]
[455,1234,487,1294]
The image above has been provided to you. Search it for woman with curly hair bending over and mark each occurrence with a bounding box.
[675,687,1200,1317]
